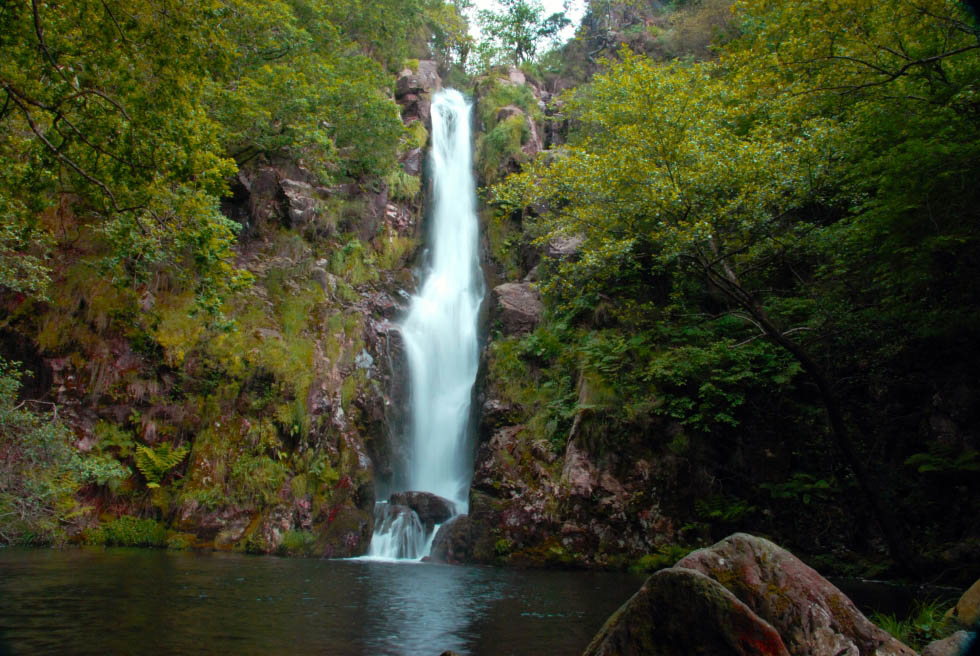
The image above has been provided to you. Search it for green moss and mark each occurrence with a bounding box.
[405,120,429,151]
[477,114,527,183]
[508,537,577,567]
[86,516,168,547]
[228,454,288,507]
[485,207,523,280]
[375,232,417,271]
[280,529,316,555]
[385,168,421,201]
[630,544,694,574]
[329,237,378,285]
[166,531,196,550]
[478,80,542,129]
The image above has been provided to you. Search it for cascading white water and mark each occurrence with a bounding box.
[367,88,483,560]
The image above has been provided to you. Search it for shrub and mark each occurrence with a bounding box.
[88,516,168,548]
[872,600,957,651]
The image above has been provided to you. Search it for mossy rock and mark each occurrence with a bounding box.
[313,503,373,558]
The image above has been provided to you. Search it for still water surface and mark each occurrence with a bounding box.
[0,548,640,655]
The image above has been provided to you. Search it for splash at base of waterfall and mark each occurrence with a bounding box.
[362,503,438,562]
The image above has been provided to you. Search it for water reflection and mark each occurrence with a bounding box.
[0,549,640,656]
[360,561,490,655]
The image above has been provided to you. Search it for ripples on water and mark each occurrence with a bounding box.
[0,549,641,655]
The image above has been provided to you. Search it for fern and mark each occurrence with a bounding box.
[134,443,188,488]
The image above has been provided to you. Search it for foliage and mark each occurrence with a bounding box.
[475,0,571,66]
[0,359,129,545]
[475,79,542,182]
[134,443,189,489]
[630,544,694,574]
[385,169,423,201]
[760,473,837,506]
[0,0,455,315]
[490,0,980,567]
[872,599,957,651]
[228,455,289,507]
[905,447,980,475]
[86,516,168,548]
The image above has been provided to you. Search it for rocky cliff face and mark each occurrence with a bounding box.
[2,63,443,556]
[429,67,691,568]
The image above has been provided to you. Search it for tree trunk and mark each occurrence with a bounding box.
[749,302,918,574]
[703,251,917,573]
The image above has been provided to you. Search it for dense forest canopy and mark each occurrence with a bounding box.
[487,0,980,571]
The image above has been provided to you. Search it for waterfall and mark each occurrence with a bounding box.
[366,88,483,560]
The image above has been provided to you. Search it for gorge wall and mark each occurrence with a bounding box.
[0,62,443,557]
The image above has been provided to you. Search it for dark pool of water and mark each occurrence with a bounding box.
[0,548,642,656]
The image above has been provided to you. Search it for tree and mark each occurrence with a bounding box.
[477,0,571,65]
[493,0,980,571]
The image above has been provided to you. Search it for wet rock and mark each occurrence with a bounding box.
[582,567,790,656]
[177,500,251,544]
[388,491,455,529]
[313,504,373,558]
[492,282,542,335]
[472,425,533,496]
[429,515,474,565]
[481,397,516,433]
[522,113,544,159]
[247,504,293,553]
[922,631,974,656]
[676,533,917,656]
[949,577,980,628]
[214,516,252,549]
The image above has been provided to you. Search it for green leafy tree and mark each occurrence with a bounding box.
[493,0,980,570]
[477,0,571,65]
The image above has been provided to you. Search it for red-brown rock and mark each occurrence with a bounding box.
[676,533,917,656]
[582,567,790,656]
[492,282,542,335]
[388,491,455,529]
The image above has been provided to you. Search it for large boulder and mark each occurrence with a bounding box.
[388,491,455,529]
[676,533,917,656]
[313,504,373,558]
[492,282,542,335]
[582,567,790,656]
[545,234,584,259]
[922,631,974,656]
[949,577,980,629]
[280,178,320,230]
[396,60,440,97]
[428,515,474,565]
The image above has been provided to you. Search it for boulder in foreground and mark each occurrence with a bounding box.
[676,533,917,656]
[582,567,790,656]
